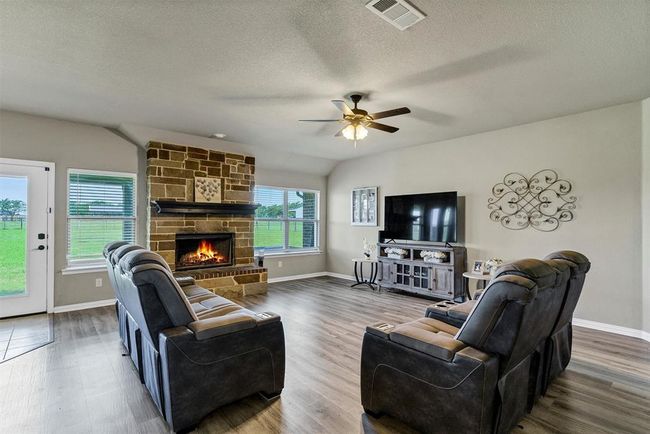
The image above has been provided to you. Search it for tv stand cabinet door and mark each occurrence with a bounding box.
[433,267,454,298]
[392,262,411,289]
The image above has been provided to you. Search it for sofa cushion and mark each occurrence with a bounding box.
[199,305,252,319]
[181,284,213,300]
[389,318,464,361]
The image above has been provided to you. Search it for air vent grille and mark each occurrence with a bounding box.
[366,0,425,31]
[372,0,397,13]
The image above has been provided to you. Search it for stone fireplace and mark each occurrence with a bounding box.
[146,141,267,298]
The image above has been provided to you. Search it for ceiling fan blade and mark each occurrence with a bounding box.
[366,122,399,133]
[332,100,354,116]
[369,107,411,120]
[299,119,342,122]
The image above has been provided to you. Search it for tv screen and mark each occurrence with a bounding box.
[384,192,458,243]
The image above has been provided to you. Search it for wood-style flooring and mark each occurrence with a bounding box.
[0,313,53,362]
[0,277,648,433]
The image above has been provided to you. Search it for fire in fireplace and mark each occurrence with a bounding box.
[175,233,234,270]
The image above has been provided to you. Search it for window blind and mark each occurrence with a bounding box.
[67,171,136,264]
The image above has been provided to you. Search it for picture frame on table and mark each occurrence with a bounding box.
[351,186,378,226]
[472,260,486,274]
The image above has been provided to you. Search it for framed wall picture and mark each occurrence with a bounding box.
[194,177,222,203]
[351,186,378,226]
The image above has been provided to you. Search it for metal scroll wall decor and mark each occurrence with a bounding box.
[487,169,577,232]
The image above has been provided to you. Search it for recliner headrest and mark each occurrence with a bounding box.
[493,258,557,289]
[129,262,198,324]
[103,241,129,259]
[456,274,538,350]
[119,249,172,273]
[542,258,571,286]
[544,250,591,274]
[112,244,144,266]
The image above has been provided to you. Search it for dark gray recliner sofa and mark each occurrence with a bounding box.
[424,251,590,401]
[104,245,286,432]
[360,259,567,434]
[540,251,590,393]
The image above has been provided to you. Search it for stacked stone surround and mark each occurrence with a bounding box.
[146,141,267,297]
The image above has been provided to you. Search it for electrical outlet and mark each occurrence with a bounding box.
[278,261,283,268]
[95,278,103,287]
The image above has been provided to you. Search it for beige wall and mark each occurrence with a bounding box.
[120,124,332,280]
[256,168,327,279]
[0,110,142,307]
[0,111,331,305]
[327,103,644,330]
[642,98,650,334]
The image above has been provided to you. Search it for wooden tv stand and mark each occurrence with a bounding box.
[377,242,467,301]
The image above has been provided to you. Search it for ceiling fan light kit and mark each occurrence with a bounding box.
[300,94,411,147]
[342,124,368,141]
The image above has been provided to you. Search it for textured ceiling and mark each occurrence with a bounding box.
[1,0,649,160]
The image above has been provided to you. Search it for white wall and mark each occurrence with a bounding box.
[327,103,644,330]
[0,110,142,307]
[642,97,650,334]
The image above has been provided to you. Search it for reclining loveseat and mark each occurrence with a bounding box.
[425,251,590,399]
[103,243,285,432]
[360,257,578,433]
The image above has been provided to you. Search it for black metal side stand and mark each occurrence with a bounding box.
[352,260,378,291]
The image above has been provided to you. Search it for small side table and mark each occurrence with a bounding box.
[351,258,379,290]
[462,272,492,300]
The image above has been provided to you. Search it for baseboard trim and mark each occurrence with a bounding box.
[268,271,356,283]
[324,272,356,281]
[53,298,116,313]
[268,272,329,283]
[573,318,650,342]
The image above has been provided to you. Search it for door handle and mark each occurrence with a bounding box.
[33,245,46,251]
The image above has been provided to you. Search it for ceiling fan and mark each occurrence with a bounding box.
[299,94,411,145]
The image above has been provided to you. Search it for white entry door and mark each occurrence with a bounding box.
[0,160,53,318]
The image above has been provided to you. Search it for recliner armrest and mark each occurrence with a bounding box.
[187,311,282,340]
[175,276,196,287]
[188,312,257,340]
[389,325,466,362]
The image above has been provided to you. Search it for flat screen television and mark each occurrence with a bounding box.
[383,192,458,243]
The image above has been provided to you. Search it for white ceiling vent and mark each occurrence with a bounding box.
[365,0,426,31]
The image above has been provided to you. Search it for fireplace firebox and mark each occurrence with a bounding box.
[175,233,234,270]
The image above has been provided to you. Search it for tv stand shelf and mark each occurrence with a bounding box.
[377,242,467,301]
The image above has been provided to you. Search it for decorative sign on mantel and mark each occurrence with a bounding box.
[487,169,577,232]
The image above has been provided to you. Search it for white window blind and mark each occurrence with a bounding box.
[254,186,319,252]
[67,170,136,266]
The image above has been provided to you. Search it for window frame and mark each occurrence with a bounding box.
[66,168,137,269]
[253,185,320,255]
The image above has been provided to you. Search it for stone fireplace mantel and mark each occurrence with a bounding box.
[146,141,267,297]
[151,200,258,215]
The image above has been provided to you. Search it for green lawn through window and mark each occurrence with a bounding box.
[0,220,26,296]
[254,221,310,250]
